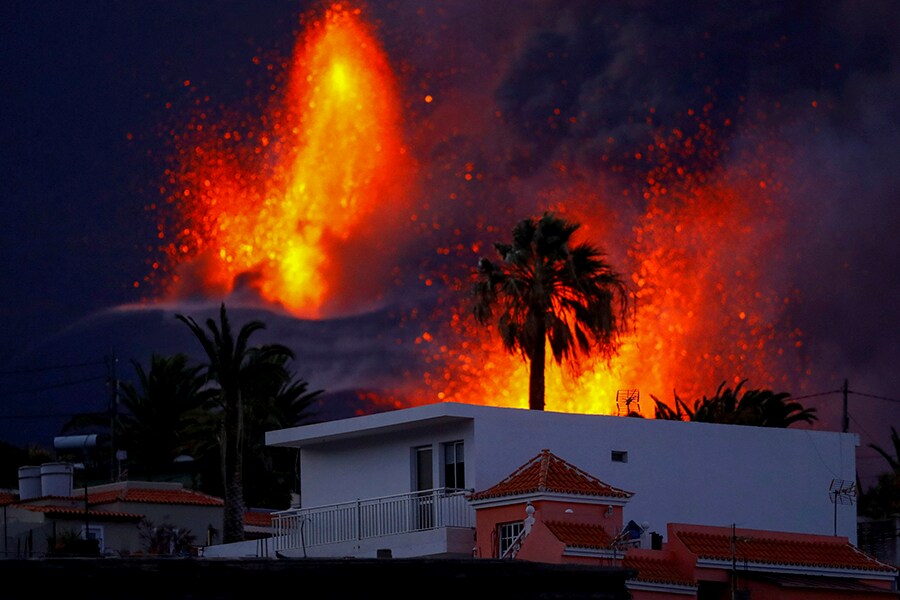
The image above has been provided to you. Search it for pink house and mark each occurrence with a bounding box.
[469,449,898,599]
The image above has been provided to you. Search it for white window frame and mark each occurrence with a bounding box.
[498,521,524,558]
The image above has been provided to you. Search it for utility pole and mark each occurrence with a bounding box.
[842,378,849,433]
[107,352,119,482]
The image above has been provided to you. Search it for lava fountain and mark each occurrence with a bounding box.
[154,3,412,317]
[148,3,809,418]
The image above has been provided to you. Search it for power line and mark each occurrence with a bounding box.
[0,359,106,376]
[0,410,100,421]
[2,375,108,395]
[849,390,900,404]
[791,389,841,401]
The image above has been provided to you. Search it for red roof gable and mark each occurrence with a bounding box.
[88,487,223,507]
[623,553,696,587]
[676,529,896,573]
[545,520,614,549]
[470,449,633,501]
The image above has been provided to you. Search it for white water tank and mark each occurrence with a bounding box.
[40,462,74,498]
[18,465,42,500]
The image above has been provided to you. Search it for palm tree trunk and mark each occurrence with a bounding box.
[222,388,245,543]
[529,322,546,411]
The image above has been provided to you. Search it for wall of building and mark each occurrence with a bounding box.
[273,403,858,542]
[298,419,474,508]
[468,406,858,541]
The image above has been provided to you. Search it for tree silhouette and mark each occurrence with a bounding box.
[61,353,212,479]
[176,303,295,543]
[859,426,900,519]
[652,379,818,427]
[473,212,628,410]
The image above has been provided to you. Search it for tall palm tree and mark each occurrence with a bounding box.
[176,303,295,543]
[472,212,628,411]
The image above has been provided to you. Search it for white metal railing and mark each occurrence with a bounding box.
[272,488,474,552]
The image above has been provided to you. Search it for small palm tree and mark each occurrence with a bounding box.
[60,353,212,478]
[472,212,628,411]
[116,353,214,476]
[176,303,295,543]
[858,427,900,519]
[652,379,817,428]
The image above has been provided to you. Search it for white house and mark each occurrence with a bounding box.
[202,401,860,559]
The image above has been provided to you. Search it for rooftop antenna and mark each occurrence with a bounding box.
[616,389,640,416]
[828,479,857,536]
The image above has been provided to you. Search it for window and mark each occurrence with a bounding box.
[415,446,433,492]
[611,450,628,463]
[497,521,524,558]
[443,441,465,489]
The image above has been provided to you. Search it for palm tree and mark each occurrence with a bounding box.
[472,212,628,411]
[859,427,900,519]
[652,379,818,428]
[115,353,214,476]
[176,303,295,543]
[60,353,212,478]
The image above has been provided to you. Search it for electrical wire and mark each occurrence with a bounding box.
[0,359,106,376]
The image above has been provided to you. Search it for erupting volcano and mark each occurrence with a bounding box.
[147,2,810,417]
[154,3,412,318]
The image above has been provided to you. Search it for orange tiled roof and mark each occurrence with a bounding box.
[623,553,695,587]
[244,511,274,527]
[23,504,143,521]
[470,449,633,501]
[0,491,17,506]
[88,487,223,507]
[545,520,614,549]
[677,530,896,573]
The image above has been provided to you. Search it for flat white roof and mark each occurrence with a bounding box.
[265,401,487,447]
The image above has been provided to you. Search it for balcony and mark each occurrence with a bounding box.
[271,488,476,558]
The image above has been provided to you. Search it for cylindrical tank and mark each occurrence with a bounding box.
[40,462,74,498]
[17,465,42,500]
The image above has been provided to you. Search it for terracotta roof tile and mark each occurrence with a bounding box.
[470,449,633,501]
[545,520,614,549]
[0,491,17,506]
[623,553,696,586]
[677,530,896,573]
[244,511,275,527]
[88,487,223,507]
[22,504,143,521]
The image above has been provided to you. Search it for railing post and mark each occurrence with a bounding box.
[356,499,361,541]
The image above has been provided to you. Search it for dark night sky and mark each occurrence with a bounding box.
[1,1,898,488]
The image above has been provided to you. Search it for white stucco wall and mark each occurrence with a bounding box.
[268,402,859,542]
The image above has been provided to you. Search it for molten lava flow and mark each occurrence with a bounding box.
[418,125,806,416]
[156,3,409,317]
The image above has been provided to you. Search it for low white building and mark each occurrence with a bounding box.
[203,402,860,558]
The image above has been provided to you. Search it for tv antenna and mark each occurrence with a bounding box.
[616,389,640,416]
[828,479,857,536]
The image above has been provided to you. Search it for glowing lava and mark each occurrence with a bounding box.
[157,3,410,317]
[417,126,807,415]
